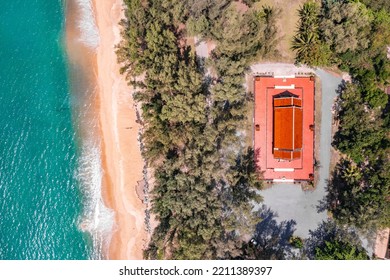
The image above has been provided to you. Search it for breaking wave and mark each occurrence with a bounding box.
[75,0,100,49]
[76,140,114,260]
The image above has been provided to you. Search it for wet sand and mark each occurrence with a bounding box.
[93,0,146,259]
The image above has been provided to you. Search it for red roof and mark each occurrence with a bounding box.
[273,95,303,161]
[274,105,303,160]
[274,96,302,107]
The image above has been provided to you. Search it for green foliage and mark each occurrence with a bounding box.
[329,53,390,231]
[293,0,390,79]
[210,7,264,60]
[315,240,369,260]
[319,1,390,95]
[292,1,332,66]
[305,220,370,260]
[187,2,280,60]
[333,83,388,163]
[326,156,390,230]
[184,0,233,36]
[330,82,389,231]
[160,57,208,124]
[320,1,373,54]
[117,0,149,77]
[361,0,390,12]
[160,0,187,23]
[364,88,388,108]
[289,236,304,249]
[186,15,210,36]
[186,0,232,19]
[258,5,281,59]
[338,10,390,91]
[328,83,390,230]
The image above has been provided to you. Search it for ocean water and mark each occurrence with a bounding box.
[0,0,101,259]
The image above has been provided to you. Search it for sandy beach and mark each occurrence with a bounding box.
[93,0,146,259]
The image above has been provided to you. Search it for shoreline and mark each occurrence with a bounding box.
[93,0,146,259]
[65,0,112,259]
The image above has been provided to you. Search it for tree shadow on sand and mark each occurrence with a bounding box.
[241,205,298,259]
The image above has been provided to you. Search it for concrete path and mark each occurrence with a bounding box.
[256,67,342,238]
[251,63,313,77]
[194,37,209,58]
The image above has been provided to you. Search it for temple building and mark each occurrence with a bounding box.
[254,75,315,182]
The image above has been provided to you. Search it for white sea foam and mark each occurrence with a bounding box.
[76,140,115,260]
[75,0,100,49]
[70,0,112,259]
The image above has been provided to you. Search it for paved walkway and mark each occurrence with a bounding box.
[194,37,209,58]
[254,66,342,238]
[251,63,313,77]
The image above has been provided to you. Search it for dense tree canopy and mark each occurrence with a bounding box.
[361,0,390,12]
[293,0,390,79]
[320,1,373,54]
[333,84,388,163]
[329,83,390,231]
[315,239,369,260]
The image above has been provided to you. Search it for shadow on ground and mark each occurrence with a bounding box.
[304,219,370,259]
[243,205,298,259]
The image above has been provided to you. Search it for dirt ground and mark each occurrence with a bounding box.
[245,74,255,148]
[254,0,307,62]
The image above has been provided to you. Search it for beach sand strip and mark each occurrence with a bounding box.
[93,0,146,260]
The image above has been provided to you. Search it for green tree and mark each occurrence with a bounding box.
[320,1,373,54]
[289,236,304,249]
[315,240,369,260]
[361,0,390,12]
[333,83,387,163]
[305,220,370,260]
[326,157,390,231]
[291,1,332,66]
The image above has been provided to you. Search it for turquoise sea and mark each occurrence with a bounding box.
[0,0,102,259]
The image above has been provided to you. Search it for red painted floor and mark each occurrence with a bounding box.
[254,76,315,181]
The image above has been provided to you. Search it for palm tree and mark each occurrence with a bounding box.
[291,1,321,65]
[291,31,319,64]
[298,1,320,32]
